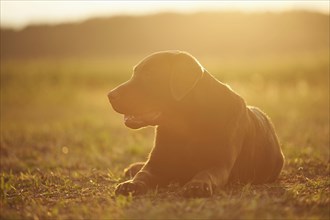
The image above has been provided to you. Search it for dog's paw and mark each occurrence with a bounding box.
[182,181,213,197]
[115,180,147,196]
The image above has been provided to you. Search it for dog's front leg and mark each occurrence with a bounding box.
[115,163,158,196]
[182,167,231,197]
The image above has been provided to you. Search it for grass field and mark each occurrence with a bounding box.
[0,53,329,219]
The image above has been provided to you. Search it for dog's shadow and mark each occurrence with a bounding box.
[117,172,288,199]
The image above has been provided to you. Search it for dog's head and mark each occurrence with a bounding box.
[108,51,205,129]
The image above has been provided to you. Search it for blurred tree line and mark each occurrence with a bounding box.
[1,11,329,60]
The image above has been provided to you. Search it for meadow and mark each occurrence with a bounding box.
[0,52,329,219]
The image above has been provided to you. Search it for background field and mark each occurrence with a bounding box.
[1,11,329,219]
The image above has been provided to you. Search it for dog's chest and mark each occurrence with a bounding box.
[156,130,222,167]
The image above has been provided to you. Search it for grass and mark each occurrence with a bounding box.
[0,54,329,219]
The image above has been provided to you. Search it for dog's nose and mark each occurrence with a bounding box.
[108,90,120,102]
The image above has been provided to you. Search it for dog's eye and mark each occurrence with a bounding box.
[133,70,155,84]
[142,71,152,77]
[133,72,151,82]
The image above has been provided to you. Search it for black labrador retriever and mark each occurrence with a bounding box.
[108,51,284,197]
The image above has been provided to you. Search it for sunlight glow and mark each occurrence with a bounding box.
[1,1,329,29]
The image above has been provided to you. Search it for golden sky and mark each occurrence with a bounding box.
[1,1,329,29]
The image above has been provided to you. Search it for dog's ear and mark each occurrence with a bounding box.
[170,52,204,101]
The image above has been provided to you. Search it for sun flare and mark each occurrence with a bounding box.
[1,1,329,29]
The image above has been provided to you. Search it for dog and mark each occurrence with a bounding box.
[108,51,284,197]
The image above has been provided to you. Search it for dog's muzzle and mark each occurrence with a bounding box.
[108,90,162,129]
